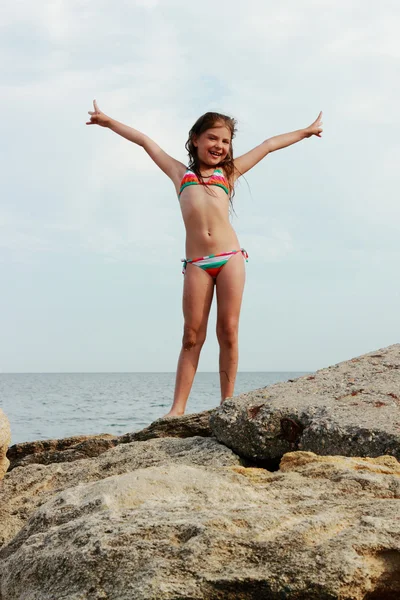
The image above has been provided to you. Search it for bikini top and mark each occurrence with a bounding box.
[179,168,229,198]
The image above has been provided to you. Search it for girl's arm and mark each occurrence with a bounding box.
[87,100,186,183]
[234,112,323,178]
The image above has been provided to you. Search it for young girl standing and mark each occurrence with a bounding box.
[87,102,323,416]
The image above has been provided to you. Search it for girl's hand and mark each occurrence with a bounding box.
[304,111,323,138]
[86,100,110,127]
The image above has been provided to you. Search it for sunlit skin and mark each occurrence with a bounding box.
[87,101,323,417]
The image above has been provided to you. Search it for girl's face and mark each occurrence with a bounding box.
[193,123,232,167]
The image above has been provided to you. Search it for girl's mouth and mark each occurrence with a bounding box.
[209,151,222,158]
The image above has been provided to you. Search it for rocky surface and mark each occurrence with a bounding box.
[0,409,11,480]
[119,408,214,442]
[7,410,214,471]
[211,344,400,463]
[2,345,400,599]
[7,433,119,470]
[0,436,244,549]
[1,452,399,600]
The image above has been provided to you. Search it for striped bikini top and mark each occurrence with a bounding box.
[179,168,229,198]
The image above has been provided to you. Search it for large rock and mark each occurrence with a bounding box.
[7,410,214,471]
[119,408,214,442]
[210,344,400,463]
[0,409,11,480]
[0,436,244,549]
[7,433,119,471]
[1,452,399,599]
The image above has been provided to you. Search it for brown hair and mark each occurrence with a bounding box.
[185,111,238,209]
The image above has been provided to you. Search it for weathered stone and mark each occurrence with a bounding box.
[7,433,118,471]
[1,452,399,600]
[119,409,214,443]
[210,344,400,463]
[0,436,243,549]
[0,409,11,480]
[7,410,214,471]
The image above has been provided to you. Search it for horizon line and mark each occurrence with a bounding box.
[0,370,310,375]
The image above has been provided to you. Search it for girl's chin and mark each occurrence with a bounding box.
[201,155,223,166]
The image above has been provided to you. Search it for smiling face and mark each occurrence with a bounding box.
[193,123,232,169]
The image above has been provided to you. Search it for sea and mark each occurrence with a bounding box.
[0,372,307,446]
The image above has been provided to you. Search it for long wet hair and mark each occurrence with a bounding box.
[185,112,238,209]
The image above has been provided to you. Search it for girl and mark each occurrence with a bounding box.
[87,102,323,417]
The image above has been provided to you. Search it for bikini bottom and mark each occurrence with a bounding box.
[181,248,248,280]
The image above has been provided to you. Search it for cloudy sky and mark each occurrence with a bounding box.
[1,0,399,373]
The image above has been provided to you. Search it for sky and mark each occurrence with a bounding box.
[1,0,399,373]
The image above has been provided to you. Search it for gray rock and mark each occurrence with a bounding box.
[0,409,11,480]
[210,344,400,463]
[0,436,243,549]
[1,452,399,599]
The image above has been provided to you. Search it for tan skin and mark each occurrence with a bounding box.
[170,124,246,416]
[87,101,323,416]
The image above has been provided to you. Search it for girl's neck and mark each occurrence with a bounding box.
[198,161,218,176]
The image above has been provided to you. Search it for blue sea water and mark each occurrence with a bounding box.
[0,372,306,445]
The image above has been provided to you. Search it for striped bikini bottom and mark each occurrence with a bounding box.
[181,248,248,280]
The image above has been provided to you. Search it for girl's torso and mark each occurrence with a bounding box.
[174,166,239,258]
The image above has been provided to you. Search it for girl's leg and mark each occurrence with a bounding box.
[215,252,246,402]
[164,264,215,417]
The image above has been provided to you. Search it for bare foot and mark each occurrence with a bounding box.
[162,410,185,419]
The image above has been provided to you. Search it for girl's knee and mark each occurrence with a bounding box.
[182,325,206,350]
[216,321,238,346]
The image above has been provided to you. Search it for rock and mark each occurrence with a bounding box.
[0,436,244,549]
[6,410,214,471]
[0,409,11,480]
[7,433,119,471]
[1,452,399,599]
[119,409,215,443]
[210,344,400,464]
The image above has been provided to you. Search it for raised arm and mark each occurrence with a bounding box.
[87,100,186,184]
[234,112,323,179]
